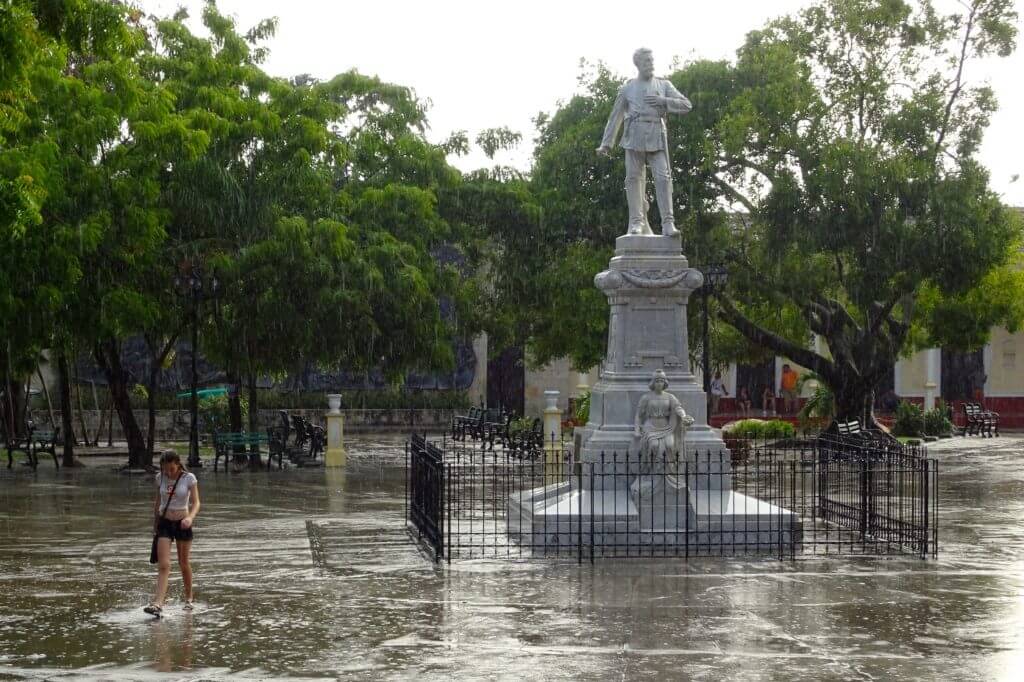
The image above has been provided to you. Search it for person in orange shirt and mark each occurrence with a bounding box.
[780,364,800,415]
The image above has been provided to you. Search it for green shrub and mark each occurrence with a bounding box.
[797,377,834,430]
[923,406,953,437]
[892,401,925,437]
[508,417,535,436]
[198,394,248,433]
[574,391,590,424]
[725,419,795,440]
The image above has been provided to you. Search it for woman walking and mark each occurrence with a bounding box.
[145,452,201,617]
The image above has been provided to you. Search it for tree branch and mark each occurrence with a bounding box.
[932,3,977,169]
[718,156,777,181]
[709,175,756,213]
[717,295,837,385]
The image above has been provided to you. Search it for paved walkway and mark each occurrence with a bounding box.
[0,434,1022,680]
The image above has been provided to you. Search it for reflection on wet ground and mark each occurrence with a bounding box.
[1,434,1023,680]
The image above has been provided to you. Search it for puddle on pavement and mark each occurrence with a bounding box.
[1,433,1023,679]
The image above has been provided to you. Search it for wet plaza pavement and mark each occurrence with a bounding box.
[1,434,1023,680]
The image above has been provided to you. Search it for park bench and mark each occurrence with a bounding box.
[3,424,31,469]
[212,431,268,472]
[961,402,999,438]
[453,407,508,447]
[508,417,545,459]
[267,411,291,470]
[267,412,324,467]
[819,419,893,461]
[451,406,482,441]
[28,425,60,469]
[483,412,514,451]
[3,422,59,469]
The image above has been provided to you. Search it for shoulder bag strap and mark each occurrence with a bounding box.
[158,474,184,520]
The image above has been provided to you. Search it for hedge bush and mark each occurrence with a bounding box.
[724,419,796,440]
[892,401,925,437]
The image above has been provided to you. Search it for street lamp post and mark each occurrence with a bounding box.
[698,264,728,419]
[174,264,220,469]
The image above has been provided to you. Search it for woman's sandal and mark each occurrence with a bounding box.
[183,600,194,611]
[143,604,163,618]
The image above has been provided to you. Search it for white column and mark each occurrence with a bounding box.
[543,390,563,483]
[325,394,346,467]
[575,372,590,397]
[923,348,941,411]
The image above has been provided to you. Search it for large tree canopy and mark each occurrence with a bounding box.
[0,0,481,466]
[711,0,1022,423]
[496,0,1022,428]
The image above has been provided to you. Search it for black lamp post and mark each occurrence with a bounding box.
[698,264,729,417]
[174,263,220,469]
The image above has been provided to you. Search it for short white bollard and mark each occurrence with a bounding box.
[543,390,563,482]
[325,394,346,468]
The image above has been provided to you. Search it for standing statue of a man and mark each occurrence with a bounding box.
[597,48,692,237]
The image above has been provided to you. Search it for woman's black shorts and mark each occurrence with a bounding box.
[156,518,194,542]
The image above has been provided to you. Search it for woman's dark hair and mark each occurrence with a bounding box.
[159,451,188,472]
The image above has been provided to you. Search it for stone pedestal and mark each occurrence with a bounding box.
[579,234,727,480]
[508,235,800,551]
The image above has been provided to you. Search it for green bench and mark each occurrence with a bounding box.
[212,432,269,472]
[4,423,59,469]
[28,427,60,469]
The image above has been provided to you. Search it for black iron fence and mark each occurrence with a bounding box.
[405,434,938,563]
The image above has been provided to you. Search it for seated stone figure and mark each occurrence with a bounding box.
[631,369,694,501]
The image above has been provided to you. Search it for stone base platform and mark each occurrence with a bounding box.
[507,482,802,553]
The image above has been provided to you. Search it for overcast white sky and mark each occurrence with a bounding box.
[139,0,1024,206]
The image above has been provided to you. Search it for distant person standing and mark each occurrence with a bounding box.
[709,371,728,414]
[761,386,776,417]
[780,364,800,415]
[145,452,201,617]
[737,386,753,417]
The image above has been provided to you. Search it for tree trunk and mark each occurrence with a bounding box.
[144,332,179,460]
[57,354,76,467]
[95,341,150,469]
[90,381,101,445]
[228,374,243,434]
[72,362,91,446]
[3,343,17,437]
[146,365,159,459]
[38,365,57,429]
[247,372,261,468]
[21,372,32,429]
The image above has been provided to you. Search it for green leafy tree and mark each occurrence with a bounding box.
[516,0,1021,432]
[147,4,473,436]
[708,0,1022,426]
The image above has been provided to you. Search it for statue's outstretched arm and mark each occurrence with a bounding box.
[599,87,627,150]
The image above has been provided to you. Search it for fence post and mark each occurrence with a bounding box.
[859,458,869,537]
[444,460,450,564]
[578,454,583,565]
[922,458,930,559]
[543,390,562,486]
